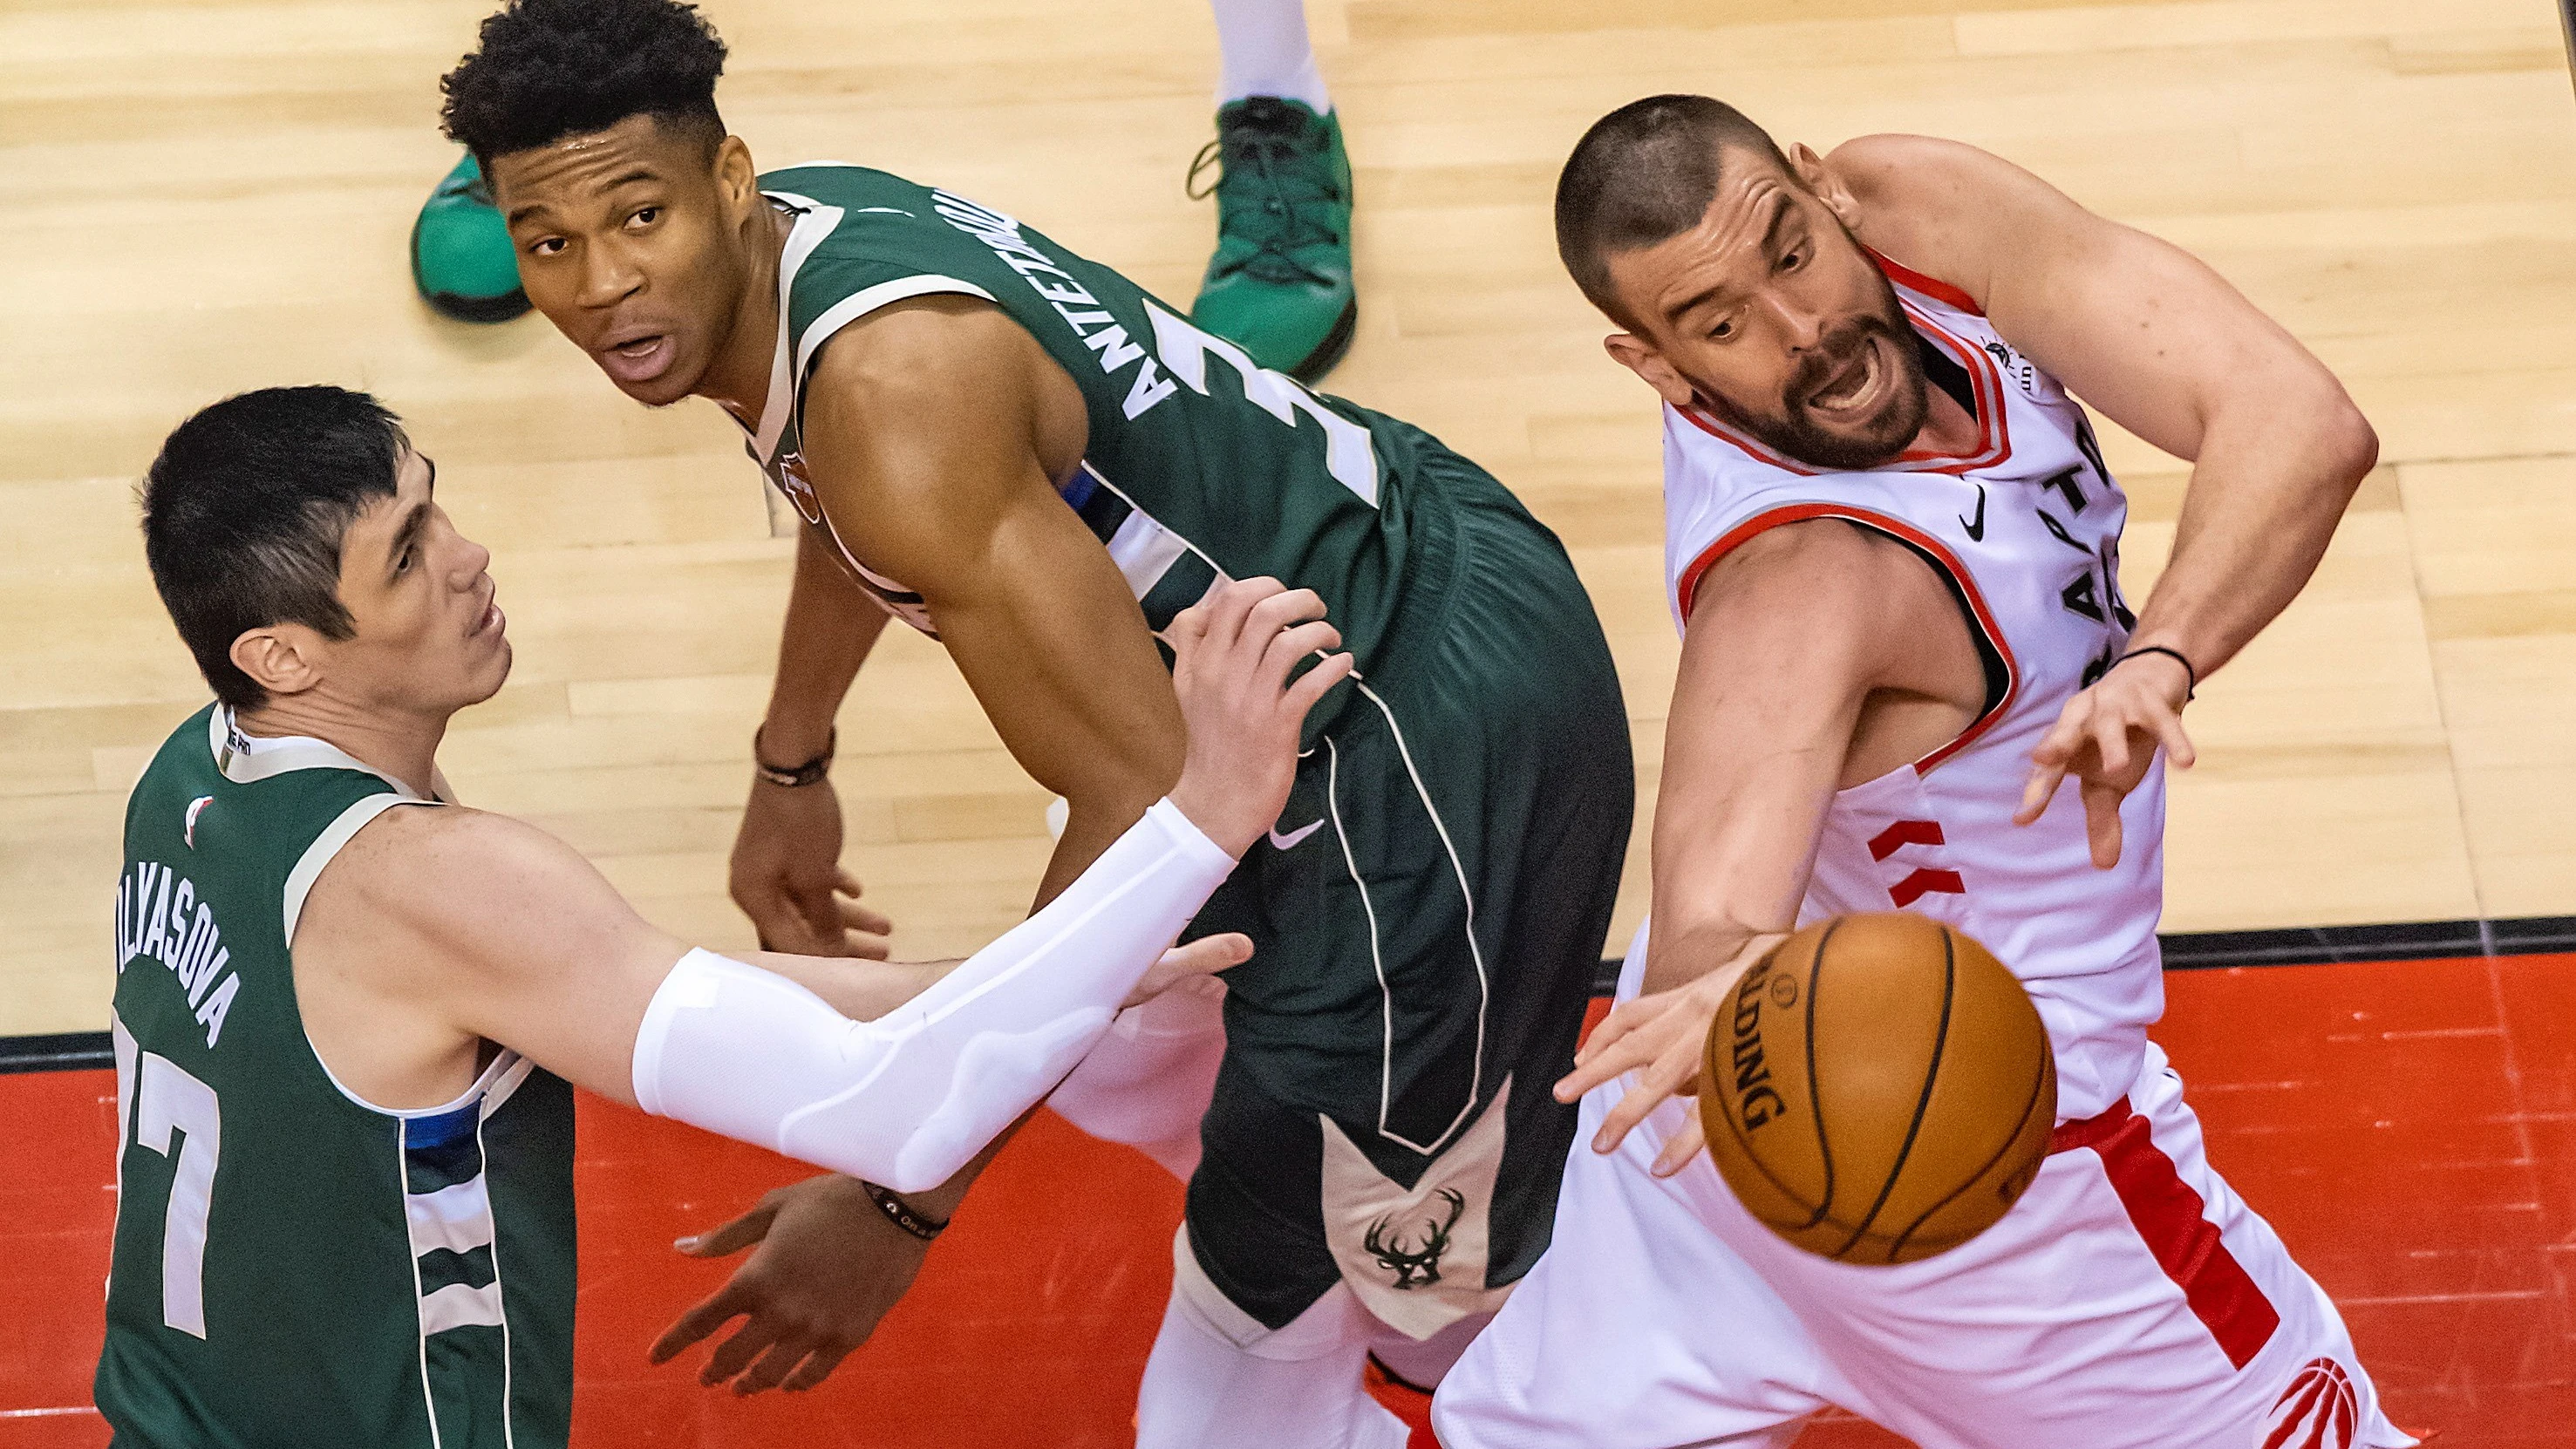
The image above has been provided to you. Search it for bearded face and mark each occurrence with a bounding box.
[1687,265,1929,472]
[1603,155,1935,473]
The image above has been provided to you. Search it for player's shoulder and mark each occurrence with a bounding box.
[1823,134,2022,204]
[317,805,576,920]
[1696,514,1955,625]
[759,160,926,207]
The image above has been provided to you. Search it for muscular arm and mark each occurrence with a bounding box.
[729,527,894,956]
[1644,520,1980,994]
[306,793,1237,1191]
[798,296,1187,907]
[1830,134,2378,680]
[1824,135,2377,864]
[763,527,891,761]
[1564,520,1980,1170]
[303,804,923,1110]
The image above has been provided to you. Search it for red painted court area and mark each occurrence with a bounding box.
[3,955,2571,1447]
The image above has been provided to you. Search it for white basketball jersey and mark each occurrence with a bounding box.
[1660,255,2166,1122]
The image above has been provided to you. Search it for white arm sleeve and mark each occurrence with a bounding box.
[630,798,1237,1193]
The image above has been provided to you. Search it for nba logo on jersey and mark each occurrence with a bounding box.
[183,796,212,848]
[2266,1358,2360,1449]
[773,451,825,526]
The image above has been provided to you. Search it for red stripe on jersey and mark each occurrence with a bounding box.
[1886,867,1966,908]
[1867,248,1984,316]
[2050,1099,2282,1370]
[1868,819,1946,861]
[1672,504,2020,774]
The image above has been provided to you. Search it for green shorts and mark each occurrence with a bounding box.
[1181,444,1634,1333]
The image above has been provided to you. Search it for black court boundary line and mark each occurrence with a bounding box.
[1578,914,2576,999]
[11,914,2575,1076]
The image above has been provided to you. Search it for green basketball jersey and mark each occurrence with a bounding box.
[741,164,1488,715]
[97,705,574,1449]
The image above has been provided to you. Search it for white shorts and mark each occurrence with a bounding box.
[1434,1035,2410,1449]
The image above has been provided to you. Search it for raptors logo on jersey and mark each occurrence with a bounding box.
[2267,1358,2362,1449]
[1659,253,2166,1123]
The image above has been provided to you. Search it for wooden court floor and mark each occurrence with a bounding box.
[3,0,2575,1035]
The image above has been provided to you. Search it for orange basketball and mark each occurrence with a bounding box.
[1699,913,2055,1264]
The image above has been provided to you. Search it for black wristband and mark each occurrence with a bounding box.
[862,1181,947,1242]
[753,726,835,788]
[2111,645,2197,701]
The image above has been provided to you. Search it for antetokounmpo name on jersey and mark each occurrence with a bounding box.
[930,190,1181,420]
[114,861,239,1048]
[927,189,1383,507]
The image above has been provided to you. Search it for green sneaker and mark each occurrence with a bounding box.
[411,152,530,323]
[1189,97,1356,382]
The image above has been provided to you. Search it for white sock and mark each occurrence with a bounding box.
[1210,0,1332,114]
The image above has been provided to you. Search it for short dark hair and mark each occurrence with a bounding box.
[439,0,729,167]
[1556,95,1792,325]
[141,386,407,711]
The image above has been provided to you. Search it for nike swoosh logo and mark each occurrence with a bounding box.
[1959,484,1988,542]
[1268,819,1325,851]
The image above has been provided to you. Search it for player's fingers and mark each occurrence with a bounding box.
[1588,1079,1667,1154]
[2091,712,2132,782]
[1568,1000,1645,1071]
[648,1285,746,1364]
[1651,1112,1709,1179]
[2014,759,2068,827]
[700,1316,784,1387]
[1203,576,1286,649]
[1243,582,1327,632]
[1165,933,1252,977]
[2026,694,2090,768]
[1259,629,1345,698]
[675,1201,776,1259]
[1554,1042,1634,1104]
[731,1337,814,1396]
[2152,708,2198,771]
[1165,599,1211,650]
[2083,779,2124,869]
[780,1343,855,1392]
[1284,651,1355,716]
[1259,619,1344,684]
[835,894,894,938]
[1240,588,1328,666]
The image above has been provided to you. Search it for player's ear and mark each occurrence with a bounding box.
[1784,143,1859,231]
[228,625,325,701]
[712,134,760,214]
[1605,332,1697,411]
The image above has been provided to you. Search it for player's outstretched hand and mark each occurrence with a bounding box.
[649,1173,928,1395]
[1163,577,1353,858]
[1553,933,1783,1177]
[2014,650,2196,868]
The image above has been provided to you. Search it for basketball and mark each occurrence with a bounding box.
[1700,913,2055,1265]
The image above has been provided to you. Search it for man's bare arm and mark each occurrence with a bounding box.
[1824,136,2377,862]
[797,296,1189,908]
[731,527,895,957]
[1563,520,1980,1173]
[305,805,872,1109]
[1831,133,2376,679]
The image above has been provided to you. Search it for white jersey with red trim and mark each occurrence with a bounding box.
[1660,255,2164,1122]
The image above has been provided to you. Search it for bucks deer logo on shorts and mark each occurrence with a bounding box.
[1319,1079,1514,1337]
[2266,1357,2359,1449]
[1362,1187,1464,1289]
